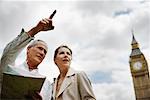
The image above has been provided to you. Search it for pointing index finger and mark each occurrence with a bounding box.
[49,10,56,19]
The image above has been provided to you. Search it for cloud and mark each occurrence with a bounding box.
[0,2,30,43]
[93,82,135,100]
[114,8,132,16]
[0,1,149,100]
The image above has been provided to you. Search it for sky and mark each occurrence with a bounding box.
[0,0,150,100]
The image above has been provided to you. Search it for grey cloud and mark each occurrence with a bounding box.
[0,2,31,43]
[114,8,132,17]
[100,31,128,50]
[74,1,133,17]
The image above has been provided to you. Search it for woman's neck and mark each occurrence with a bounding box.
[59,66,69,78]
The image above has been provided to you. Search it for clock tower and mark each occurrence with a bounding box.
[129,34,150,100]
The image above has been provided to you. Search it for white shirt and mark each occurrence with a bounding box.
[6,62,44,77]
[0,29,52,100]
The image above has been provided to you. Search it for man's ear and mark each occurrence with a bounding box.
[27,46,31,50]
[27,46,31,54]
[27,45,33,51]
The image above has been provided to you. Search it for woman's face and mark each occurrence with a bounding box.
[54,47,72,68]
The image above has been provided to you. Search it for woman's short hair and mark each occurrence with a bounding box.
[54,45,72,60]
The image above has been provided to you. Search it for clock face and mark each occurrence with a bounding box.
[133,61,142,70]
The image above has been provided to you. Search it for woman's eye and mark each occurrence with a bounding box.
[59,51,71,55]
[59,52,64,54]
[67,52,71,55]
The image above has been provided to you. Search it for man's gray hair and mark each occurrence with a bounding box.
[28,39,48,49]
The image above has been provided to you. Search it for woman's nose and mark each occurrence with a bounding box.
[64,53,68,57]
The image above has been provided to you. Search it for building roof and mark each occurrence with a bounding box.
[130,48,142,56]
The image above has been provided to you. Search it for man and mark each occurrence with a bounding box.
[0,17,54,99]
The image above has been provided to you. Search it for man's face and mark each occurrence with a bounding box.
[27,42,47,69]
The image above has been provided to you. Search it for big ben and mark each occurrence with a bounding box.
[129,33,150,100]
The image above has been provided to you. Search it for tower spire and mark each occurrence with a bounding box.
[131,30,139,49]
[131,30,138,45]
[130,31,142,57]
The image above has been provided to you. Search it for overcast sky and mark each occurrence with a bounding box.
[0,0,150,100]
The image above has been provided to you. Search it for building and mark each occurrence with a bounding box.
[129,34,150,100]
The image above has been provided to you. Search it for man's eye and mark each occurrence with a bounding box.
[44,50,47,54]
[38,47,42,50]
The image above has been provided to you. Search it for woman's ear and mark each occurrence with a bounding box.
[54,59,57,65]
[70,56,72,61]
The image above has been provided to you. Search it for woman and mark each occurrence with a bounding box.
[51,45,96,100]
